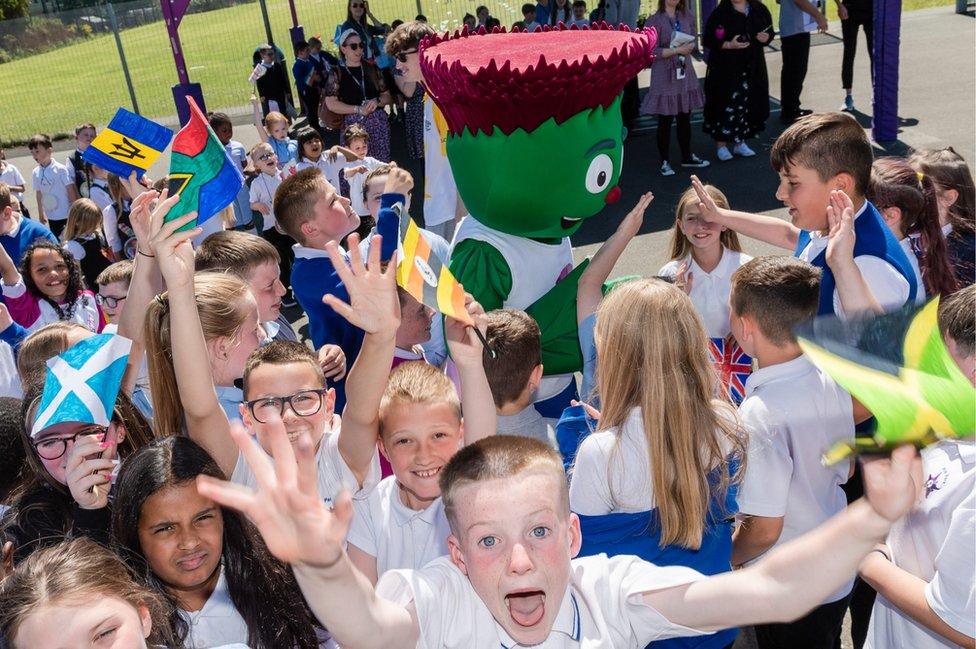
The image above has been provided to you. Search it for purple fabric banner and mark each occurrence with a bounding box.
[871,0,901,141]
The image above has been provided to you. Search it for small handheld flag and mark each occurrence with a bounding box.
[396,214,472,327]
[248,63,267,83]
[708,336,753,405]
[166,96,245,230]
[797,298,976,465]
[83,108,173,180]
[31,334,132,438]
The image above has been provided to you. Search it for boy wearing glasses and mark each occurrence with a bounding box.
[385,21,464,242]
[95,260,132,327]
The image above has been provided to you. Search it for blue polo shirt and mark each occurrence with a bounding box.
[1,217,58,267]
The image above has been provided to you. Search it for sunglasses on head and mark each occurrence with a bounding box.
[395,49,418,62]
[344,41,362,50]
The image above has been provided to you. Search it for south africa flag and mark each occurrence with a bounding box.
[166,97,244,229]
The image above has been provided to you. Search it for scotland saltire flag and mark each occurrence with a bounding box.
[31,334,132,438]
[708,337,752,405]
[83,108,173,179]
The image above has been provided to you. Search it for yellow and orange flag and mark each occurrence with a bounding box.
[396,215,472,326]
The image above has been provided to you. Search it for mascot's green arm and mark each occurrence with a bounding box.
[449,238,513,313]
[526,259,589,376]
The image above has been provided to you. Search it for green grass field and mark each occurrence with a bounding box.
[0,0,953,145]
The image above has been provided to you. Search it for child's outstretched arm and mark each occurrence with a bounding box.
[825,190,886,317]
[327,145,360,163]
[196,419,419,649]
[643,446,922,633]
[691,176,801,250]
[117,185,172,395]
[859,546,975,647]
[577,192,652,323]
[323,234,398,486]
[150,212,237,476]
[445,294,495,445]
[251,96,270,144]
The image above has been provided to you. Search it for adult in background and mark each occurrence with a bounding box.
[549,0,573,25]
[702,0,775,161]
[641,0,710,177]
[836,0,873,112]
[335,0,389,63]
[779,0,828,124]
[324,29,392,162]
[602,0,641,127]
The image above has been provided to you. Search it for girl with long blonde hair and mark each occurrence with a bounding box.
[569,279,746,647]
[144,272,262,435]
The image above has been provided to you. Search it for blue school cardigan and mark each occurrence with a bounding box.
[794,201,918,316]
[575,464,740,649]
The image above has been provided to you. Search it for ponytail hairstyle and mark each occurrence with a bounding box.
[910,147,975,237]
[106,173,129,216]
[590,279,745,549]
[61,198,103,242]
[869,157,958,297]
[0,538,178,648]
[112,436,323,649]
[144,272,257,435]
[668,185,742,261]
[18,240,86,318]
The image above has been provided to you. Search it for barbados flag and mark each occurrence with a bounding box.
[396,214,471,326]
[166,97,244,228]
[83,108,173,179]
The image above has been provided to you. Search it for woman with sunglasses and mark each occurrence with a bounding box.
[0,380,154,563]
[111,435,335,648]
[323,28,393,162]
[335,0,388,60]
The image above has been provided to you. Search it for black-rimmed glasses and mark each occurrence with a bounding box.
[33,425,106,460]
[396,49,418,63]
[96,294,127,309]
[246,389,328,423]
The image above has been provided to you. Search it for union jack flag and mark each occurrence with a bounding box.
[708,337,753,405]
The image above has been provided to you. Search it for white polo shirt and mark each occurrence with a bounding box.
[796,204,911,319]
[347,475,452,577]
[570,406,739,516]
[423,96,458,229]
[376,554,710,648]
[658,249,752,339]
[297,156,347,195]
[179,568,249,648]
[865,440,975,648]
[899,236,927,305]
[736,354,855,603]
[249,170,284,232]
[32,160,73,221]
[344,156,385,217]
[231,416,380,507]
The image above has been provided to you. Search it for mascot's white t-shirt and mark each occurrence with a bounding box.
[423,96,458,228]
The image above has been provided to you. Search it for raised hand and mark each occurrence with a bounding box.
[382,165,413,197]
[120,171,149,202]
[620,192,653,238]
[323,233,400,337]
[196,419,353,568]
[860,445,922,523]
[691,175,725,224]
[149,211,201,291]
[64,427,118,510]
[825,189,856,268]
[445,291,487,366]
[128,188,162,253]
[318,343,347,380]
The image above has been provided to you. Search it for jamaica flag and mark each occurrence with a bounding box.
[166,97,244,229]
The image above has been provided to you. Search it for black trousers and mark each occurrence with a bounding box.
[657,112,692,163]
[755,594,850,649]
[260,226,294,290]
[780,32,811,117]
[841,10,874,90]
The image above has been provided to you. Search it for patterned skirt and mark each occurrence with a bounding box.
[341,109,391,162]
[702,70,760,142]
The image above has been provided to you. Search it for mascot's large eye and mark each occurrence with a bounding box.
[585,154,614,194]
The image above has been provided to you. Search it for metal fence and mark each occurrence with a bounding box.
[0,0,661,145]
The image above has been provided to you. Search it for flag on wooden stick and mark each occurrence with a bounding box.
[396,215,471,326]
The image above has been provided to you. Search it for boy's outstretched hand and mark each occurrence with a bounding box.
[691,175,725,224]
[860,445,922,524]
[323,233,400,337]
[196,419,352,568]
[445,291,487,366]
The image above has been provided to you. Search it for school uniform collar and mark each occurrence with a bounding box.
[744,354,814,398]
[687,247,736,279]
[394,347,425,362]
[497,590,581,647]
[391,487,444,528]
[2,216,21,239]
[806,201,869,242]
[292,243,333,260]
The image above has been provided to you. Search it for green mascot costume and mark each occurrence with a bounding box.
[419,23,656,406]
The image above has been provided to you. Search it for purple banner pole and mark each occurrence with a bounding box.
[287,0,305,43]
[161,0,207,125]
[871,0,900,142]
[698,0,717,29]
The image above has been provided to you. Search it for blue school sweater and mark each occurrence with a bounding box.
[290,194,402,410]
[795,201,918,316]
[1,218,57,266]
[576,463,740,649]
